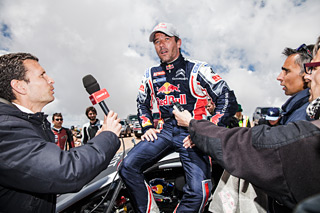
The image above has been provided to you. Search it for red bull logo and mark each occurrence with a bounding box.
[157,82,180,95]
[140,115,152,127]
[166,64,174,70]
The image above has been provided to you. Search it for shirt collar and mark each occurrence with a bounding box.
[12,103,34,114]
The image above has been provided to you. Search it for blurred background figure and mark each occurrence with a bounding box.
[71,125,82,147]
[81,106,102,145]
[258,107,281,126]
[206,98,216,121]
[51,113,74,150]
[235,104,251,127]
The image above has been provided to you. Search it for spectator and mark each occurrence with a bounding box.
[258,107,281,126]
[81,106,102,144]
[0,52,121,212]
[119,22,238,212]
[277,44,314,124]
[71,125,82,147]
[206,98,216,121]
[51,112,74,150]
[235,104,251,127]
[172,35,320,213]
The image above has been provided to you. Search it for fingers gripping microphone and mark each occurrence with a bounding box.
[82,74,110,115]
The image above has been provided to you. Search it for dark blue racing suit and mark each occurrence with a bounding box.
[119,54,238,212]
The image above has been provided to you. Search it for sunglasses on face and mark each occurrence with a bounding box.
[296,43,313,59]
[55,118,63,121]
[304,62,320,74]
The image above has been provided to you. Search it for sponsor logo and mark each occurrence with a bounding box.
[145,69,150,78]
[212,74,222,82]
[137,92,147,103]
[210,112,224,125]
[172,68,188,80]
[166,64,174,70]
[156,94,187,106]
[192,63,201,73]
[140,115,152,127]
[139,84,144,92]
[153,77,166,83]
[153,71,166,77]
[157,82,180,95]
[154,23,167,31]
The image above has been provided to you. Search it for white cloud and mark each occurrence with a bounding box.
[0,0,319,127]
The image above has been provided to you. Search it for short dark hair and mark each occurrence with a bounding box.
[85,106,97,117]
[282,45,314,75]
[0,53,38,101]
[52,112,63,121]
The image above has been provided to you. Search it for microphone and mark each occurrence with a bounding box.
[82,74,110,115]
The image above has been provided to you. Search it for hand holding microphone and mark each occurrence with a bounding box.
[82,75,121,136]
[96,111,122,137]
[171,100,192,127]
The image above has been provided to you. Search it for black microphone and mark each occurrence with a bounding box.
[82,74,110,115]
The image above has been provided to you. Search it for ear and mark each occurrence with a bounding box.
[11,79,27,95]
[177,38,182,49]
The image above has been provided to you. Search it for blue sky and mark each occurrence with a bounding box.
[0,0,319,128]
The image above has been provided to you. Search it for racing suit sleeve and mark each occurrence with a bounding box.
[0,120,120,194]
[197,65,238,127]
[136,69,155,133]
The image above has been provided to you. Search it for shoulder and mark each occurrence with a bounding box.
[62,127,72,133]
[145,64,162,77]
[185,58,210,72]
[252,120,320,148]
[98,119,103,125]
[82,122,90,128]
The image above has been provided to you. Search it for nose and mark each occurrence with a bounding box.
[304,73,312,82]
[47,76,55,84]
[158,39,166,48]
[277,71,284,82]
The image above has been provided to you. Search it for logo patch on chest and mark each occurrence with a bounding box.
[153,71,165,77]
[157,82,180,95]
[172,68,188,80]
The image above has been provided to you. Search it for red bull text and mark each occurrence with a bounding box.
[156,94,187,107]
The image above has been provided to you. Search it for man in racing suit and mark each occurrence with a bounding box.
[119,22,238,212]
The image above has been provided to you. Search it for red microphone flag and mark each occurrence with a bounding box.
[89,88,110,105]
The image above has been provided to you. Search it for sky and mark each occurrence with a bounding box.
[0,0,319,128]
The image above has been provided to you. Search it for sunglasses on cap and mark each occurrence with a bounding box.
[304,62,320,75]
[296,43,313,59]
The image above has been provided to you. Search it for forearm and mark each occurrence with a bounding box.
[1,131,120,194]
